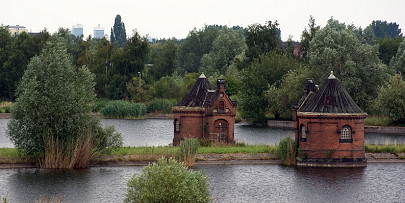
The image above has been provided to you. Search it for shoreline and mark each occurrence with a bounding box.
[0,152,404,169]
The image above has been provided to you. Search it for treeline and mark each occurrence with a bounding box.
[1,15,404,124]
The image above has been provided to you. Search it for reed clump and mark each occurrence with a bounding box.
[277,136,296,166]
[101,100,146,118]
[176,138,200,167]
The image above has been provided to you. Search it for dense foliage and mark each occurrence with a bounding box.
[308,18,389,110]
[7,38,122,167]
[101,100,146,118]
[124,157,210,203]
[1,16,404,125]
[374,74,405,124]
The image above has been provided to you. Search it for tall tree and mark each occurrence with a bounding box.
[239,52,299,124]
[8,37,122,165]
[377,37,403,66]
[199,26,247,75]
[299,16,320,63]
[245,21,281,61]
[367,20,403,39]
[148,39,179,80]
[308,18,389,110]
[110,14,127,47]
[390,39,405,74]
[178,26,219,73]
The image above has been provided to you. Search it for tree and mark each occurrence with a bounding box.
[1,30,50,100]
[308,18,389,110]
[367,20,402,39]
[199,26,247,75]
[110,14,127,47]
[377,37,403,65]
[374,74,405,124]
[299,16,320,63]
[151,76,183,100]
[266,68,313,119]
[107,31,149,100]
[390,39,405,74]
[245,21,281,61]
[178,26,219,73]
[124,157,210,203]
[239,52,298,124]
[126,76,150,103]
[8,37,122,168]
[148,39,179,80]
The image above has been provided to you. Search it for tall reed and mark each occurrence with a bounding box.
[176,138,200,167]
[39,130,93,169]
[277,136,296,166]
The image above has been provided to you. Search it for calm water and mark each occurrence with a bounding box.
[0,119,404,147]
[0,163,404,202]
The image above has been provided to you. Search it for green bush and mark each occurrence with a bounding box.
[277,136,296,166]
[147,98,177,114]
[124,157,210,203]
[100,100,146,118]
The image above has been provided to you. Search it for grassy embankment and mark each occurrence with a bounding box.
[1,143,404,164]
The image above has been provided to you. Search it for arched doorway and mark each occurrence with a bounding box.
[214,119,229,143]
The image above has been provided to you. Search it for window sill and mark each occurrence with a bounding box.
[339,139,353,143]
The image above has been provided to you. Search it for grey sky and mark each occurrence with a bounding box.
[2,0,404,41]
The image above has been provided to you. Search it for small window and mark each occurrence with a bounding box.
[340,125,352,143]
[300,124,307,142]
[174,119,180,133]
[219,101,225,113]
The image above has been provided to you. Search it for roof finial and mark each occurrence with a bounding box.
[328,71,336,79]
[199,73,206,78]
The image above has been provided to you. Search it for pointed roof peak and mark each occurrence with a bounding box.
[328,71,336,79]
[199,73,206,78]
[328,70,336,80]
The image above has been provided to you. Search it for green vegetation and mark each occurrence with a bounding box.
[100,100,146,119]
[176,138,200,167]
[147,98,177,114]
[374,74,405,124]
[7,38,122,169]
[0,101,12,113]
[365,116,392,126]
[364,144,405,154]
[92,98,110,112]
[1,16,404,126]
[277,137,296,166]
[124,157,210,203]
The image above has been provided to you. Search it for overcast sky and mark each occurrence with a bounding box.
[2,0,404,41]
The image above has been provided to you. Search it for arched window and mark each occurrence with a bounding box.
[300,124,307,142]
[174,119,180,133]
[219,101,224,113]
[340,125,352,143]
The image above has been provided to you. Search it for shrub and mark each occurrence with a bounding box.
[147,98,177,114]
[124,157,210,203]
[7,38,122,168]
[176,138,200,167]
[277,136,296,166]
[100,100,146,118]
[0,101,13,113]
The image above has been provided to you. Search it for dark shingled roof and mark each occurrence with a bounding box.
[177,74,212,107]
[298,73,365,114]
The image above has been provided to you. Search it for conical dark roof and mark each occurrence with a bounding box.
[298,72,365,114]
[177,74,212,107]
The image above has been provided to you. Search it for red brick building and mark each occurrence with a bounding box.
[293,72,367,167]
[172,74,237,146]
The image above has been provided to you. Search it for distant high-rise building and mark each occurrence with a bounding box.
[72,24,83,38]
[93,24,104,39]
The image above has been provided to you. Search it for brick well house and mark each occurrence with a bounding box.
[293,72,367,167]
[172,74,236,146]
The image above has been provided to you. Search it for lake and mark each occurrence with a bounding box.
[0,163,404,202]
[0,119,404,148]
